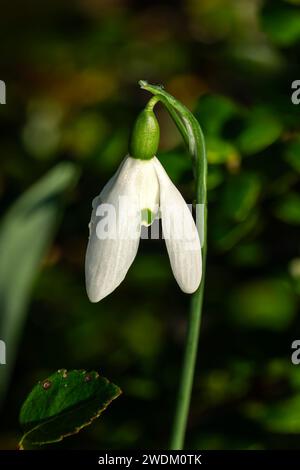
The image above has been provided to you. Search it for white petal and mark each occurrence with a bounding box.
[88,159,126,237]
[85,156,143,302]
[153,157,202,293]
[138,158,160,217]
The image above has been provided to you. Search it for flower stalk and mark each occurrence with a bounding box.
[139,81,207,450]
[170,115,207,451]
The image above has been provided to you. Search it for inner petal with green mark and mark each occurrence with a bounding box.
[141,208,157,227]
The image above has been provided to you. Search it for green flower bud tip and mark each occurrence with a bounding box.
[129,107,160,160]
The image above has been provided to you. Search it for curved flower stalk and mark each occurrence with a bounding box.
[85,82,207,450]
[138,82,207,451]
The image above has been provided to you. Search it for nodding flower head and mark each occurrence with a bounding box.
[85,104,202,302]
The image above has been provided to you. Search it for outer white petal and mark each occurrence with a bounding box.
[88,158,126,237]
[153,157,202,293]
[85,156,143,302]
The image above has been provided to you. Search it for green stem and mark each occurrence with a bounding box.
[139,81,207,450]
[145,96,160,111]
[170,227,207,450]
[170,123,207,450]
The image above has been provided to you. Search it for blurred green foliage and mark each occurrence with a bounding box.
[0,163,78,404]
[0,0,300,450]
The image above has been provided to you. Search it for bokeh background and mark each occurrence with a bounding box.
[1,0,300,450]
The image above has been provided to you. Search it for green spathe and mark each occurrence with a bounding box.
[129,108,160,160]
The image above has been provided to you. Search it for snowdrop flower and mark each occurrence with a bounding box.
[85,104,202,302]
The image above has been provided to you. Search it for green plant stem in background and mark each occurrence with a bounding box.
[139,81,207,450]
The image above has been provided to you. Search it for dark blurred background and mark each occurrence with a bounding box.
[0,0,300,450]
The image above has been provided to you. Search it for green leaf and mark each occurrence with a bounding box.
[274,192,300,225]
[206,137,239,165]
[235,107,282,155]
[222,173,261,221]
[19,369,121,448]
[194,94,239,137]
[229,279,297,331]
[246,395,300,434]
[212,212,259,251]
[0,163,79,405]
[263,396,300,433]
[262,3,300,46]
[230,242,266,267]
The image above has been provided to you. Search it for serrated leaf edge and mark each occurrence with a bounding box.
[19,386,122,449]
